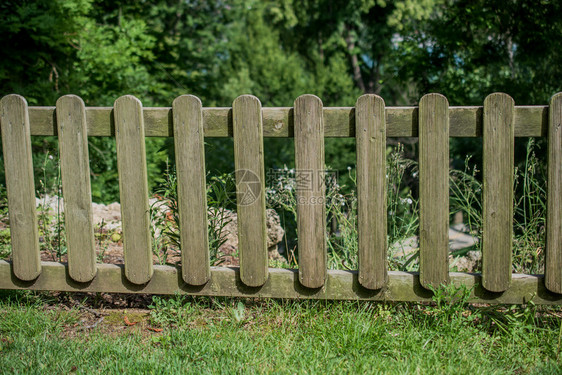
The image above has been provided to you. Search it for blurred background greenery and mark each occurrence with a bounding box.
[1,0,561,203]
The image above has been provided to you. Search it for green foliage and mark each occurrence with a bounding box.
[151,167,234,266]
[36,154,67,262]
[449,155,483,241]
[148,293,194,328]
[265,147,419,271]
[72,16,161,105]
[449,138,547,274]
[0,228,10,259]
[426,283,475,333]
[325,171,358,270]
[386,145,419,246]
[512,138,547,274]
[0,0,92,105]
[0,185,8,259]
[396,0,562,105]
[228,301,247,326]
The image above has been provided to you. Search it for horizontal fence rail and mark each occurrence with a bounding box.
[26,106,548,137]
[0,92,561,304]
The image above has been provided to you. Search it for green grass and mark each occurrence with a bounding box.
[0,289,561,374]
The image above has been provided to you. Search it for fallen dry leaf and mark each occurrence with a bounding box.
[124,316,137,326]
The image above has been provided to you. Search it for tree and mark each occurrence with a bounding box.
[395,0,562,105]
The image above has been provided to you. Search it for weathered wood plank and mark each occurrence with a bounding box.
[546,92,562,294]
[172,95,210,286]
[0,261,560,304]
[482,93,514,293]
[419,94,450,289]
[294,95,327,289]
[114,95,153,285]
[232,95,268,287]
[56,95,96,282]
[355,94,387,289]
[26,106,549,138]
[0,95,41,281]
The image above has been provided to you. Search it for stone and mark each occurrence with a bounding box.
[215,208,286,266]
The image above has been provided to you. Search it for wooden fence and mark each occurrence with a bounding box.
[0,92,561,304]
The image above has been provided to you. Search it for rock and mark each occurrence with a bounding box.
[390,226,481,271]
[91,201,122,231]
[215,208,286,266]
[36,195,64,214]
[450,250,481,272]
[36,195,123,231]
[449,226,478,250]
[32,195,285,267]
[266,209,285,251]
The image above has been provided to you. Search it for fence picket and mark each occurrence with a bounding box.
[294,95,327,288]
[56,95,96,282]
[419,94,450,289]
[546,92,562,294]
[0,95,41,281]
[482,93,514,292]
[356,94,387,289]
[114,95,153,285]
[173,95,210,285]
[233,95,268,287]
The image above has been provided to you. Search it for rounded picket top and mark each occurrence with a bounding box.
[56,94,85,108]
[232,94,263,137]
[294,94,323,108]
[233,94,262,108]
[356,94,385,109]
[173,94,202,109]
[1,94,26,104]
[484,92,514,107]
[1,95,29,121]
[550,92,562,104]
[419,92,449,107]
[56,95,86,134]
[114,95,143,113]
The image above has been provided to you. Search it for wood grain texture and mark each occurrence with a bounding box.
[114,95,153,285]
[0,95,41,281]
[546,92,562,294]
[419,94,450,289]
[172,95,210,286]
[294,95,327,289]
[232,95,268,287]
[482,93,514,293]
[1,261,561,304]
[355,94,387,289]
[56,95,96,282]
[26,106,549,138]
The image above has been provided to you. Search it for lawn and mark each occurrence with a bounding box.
[0,288,560,374]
